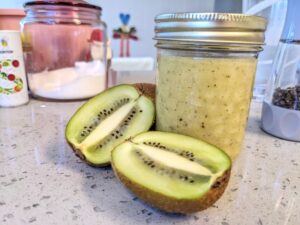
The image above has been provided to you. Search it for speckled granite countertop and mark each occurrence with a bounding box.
[0,100,299,225]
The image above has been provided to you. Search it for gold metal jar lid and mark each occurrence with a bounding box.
[154,13,267,47]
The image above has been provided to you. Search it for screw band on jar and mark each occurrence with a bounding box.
[154,13,267,52]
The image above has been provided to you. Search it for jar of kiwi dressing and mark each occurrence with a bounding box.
[154,13,267,160]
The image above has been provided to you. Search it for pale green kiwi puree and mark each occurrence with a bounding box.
[156,55,257,160]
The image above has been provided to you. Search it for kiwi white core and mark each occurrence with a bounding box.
[137,144,213,177]
[78,100,137,149]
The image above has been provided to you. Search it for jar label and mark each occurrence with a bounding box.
[0,32,28,106]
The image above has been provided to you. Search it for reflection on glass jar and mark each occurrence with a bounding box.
[21,0,107,100]
[154,13,267,160]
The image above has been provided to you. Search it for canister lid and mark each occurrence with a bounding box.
[24,0,101,11]
[155,13,267,46]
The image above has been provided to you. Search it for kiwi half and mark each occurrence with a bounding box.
[111,131,231,213]
[65,84,155,167]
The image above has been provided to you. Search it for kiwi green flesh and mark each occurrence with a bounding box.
[65,84,155,166]
[66,85,139,143]
[112,131,231,200]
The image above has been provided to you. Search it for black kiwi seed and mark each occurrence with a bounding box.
[140,110,143,113]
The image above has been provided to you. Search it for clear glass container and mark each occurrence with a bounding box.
[243,0,288,101]
[154,13,267,160]
[264,41,300,110]
[261,0,300,141]
[21,0,107,100]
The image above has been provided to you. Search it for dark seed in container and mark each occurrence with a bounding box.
[272,86,300,111]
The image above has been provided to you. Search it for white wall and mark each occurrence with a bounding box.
[214,0,242,13]
[88,0,215,58]
[0,0,26,8]
[0,0,215,58]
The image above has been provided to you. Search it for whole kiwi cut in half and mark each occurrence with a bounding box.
[111,131,231,214]
[65,84,155,167]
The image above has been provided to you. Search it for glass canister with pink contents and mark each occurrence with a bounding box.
[21,0,107,100]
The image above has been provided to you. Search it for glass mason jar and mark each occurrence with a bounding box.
[21,0,107,100]
[154,13,267,160]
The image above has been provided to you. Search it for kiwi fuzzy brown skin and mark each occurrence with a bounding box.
[66,83,156,167]
[133,83,156,103]
[112,163,231,214]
